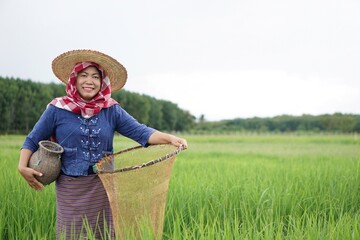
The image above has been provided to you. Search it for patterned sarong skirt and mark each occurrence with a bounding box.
[56,174,114,239]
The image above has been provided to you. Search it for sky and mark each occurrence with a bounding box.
[1,0,359,121]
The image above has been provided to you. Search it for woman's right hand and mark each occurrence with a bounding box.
[18,166,44,191]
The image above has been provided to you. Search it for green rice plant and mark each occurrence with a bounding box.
[163,134,360,239]
[1,134,360,239]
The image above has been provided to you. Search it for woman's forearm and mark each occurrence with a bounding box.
[18,148,44,191]
[18,148,33,170]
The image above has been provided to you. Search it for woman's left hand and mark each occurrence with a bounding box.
[148,131,188,149]
[169,135,188,149]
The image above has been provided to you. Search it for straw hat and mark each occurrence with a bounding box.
[52,49,127,92]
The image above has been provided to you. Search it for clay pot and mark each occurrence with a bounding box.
[28,140,64,185]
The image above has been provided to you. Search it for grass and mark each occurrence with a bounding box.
[1,134,360,239]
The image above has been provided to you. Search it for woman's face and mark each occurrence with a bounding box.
[76,66,101,101]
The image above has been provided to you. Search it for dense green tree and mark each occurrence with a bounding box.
[175,110,196,132]
[2,76,359,134]
[120,92,151,124]
[147,97,164,130]
[0,77,195,134]
[0,78,18,132]
[320,113,357,132]
[161,101,178,131]
[195,113,360,133]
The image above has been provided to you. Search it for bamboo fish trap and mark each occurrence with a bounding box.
[93,144,185,239]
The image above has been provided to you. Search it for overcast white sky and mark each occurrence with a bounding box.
[1,0,359,121]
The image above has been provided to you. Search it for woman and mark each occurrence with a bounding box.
[18,50,188,239]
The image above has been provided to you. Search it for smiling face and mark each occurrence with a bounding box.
[75,66,102,101]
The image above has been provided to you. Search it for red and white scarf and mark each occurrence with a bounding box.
[50,62,119,118]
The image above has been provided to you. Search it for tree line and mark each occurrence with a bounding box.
[0,77,195,134]
[196,113,360,133]
[1,76,359,134]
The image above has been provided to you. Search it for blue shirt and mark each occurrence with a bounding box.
[22,104,155,176]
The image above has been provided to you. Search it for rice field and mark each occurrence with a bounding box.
[1,134,360,239]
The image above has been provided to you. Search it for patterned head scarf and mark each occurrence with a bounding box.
[50,62,118,118]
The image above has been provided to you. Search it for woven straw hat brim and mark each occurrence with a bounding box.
[52,50,127,92]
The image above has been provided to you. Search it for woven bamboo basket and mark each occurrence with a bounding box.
[94,144,185,239]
